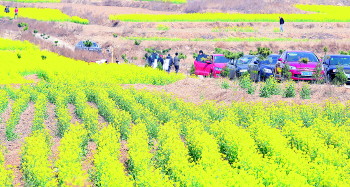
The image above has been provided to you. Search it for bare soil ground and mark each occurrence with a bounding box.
[23,74,41,83]
[124,77,350,105]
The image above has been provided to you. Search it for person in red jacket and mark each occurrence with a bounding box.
[14,7,18,19]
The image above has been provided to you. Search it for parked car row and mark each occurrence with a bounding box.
[193,50,350,84]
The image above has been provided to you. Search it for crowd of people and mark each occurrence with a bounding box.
[3,6,19,19]
[147,52,180,73]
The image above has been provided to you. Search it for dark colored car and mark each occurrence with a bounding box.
[322,55,350,83]
[248,54,280,82]
[275,51,324,81]
[75,40,102,52]
[228,55,256,80]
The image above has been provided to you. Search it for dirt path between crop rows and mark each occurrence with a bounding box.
[68,103,82,124]
[87,102,107,125]
[4,102,34,186]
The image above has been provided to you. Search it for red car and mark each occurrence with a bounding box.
[276,51,324,81]
[194,54,230,78]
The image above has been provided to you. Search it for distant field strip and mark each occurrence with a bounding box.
[123,36,312,42]
[212,26,257,32]
[137,0,186,4]
[110,4,350,22]
[1,0,60,2]
[0,6,88,24]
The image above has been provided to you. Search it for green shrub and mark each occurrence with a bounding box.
[156,24,170,31]
[113,33,118,38]
[17,53,22,59]
[220,67,229,78]
[121,54,129,63]
[18,22,29,31]
[178,53,187,60]
[33,29,38,34]
[283,81,296,98]
[323,46,328,56]
[312,63,324,84]
[282,64,292,80]
[339,51,349,55]
[332,66,348,85]
[300,83,311,99]
[18,22,28,28]
[221,81,230,89]
[41,55,47,60]
[239,72,255,94]
[134,40,141,45]
[260,77,280,98]
[189,64,195,75]
[83,40,93,47]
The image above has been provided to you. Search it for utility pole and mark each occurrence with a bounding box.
[108,46,114,63]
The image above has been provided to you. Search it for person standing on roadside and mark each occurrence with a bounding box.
[166,54,173,73]
[173,52,180,73]
[279,16,285,32]
[14,7,18,19]
[158,54,164,66]
[4,6,10,13]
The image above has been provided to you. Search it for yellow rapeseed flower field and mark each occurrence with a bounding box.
[0,6,88,24]
[110,4,350,22]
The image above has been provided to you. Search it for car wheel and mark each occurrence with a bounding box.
[257,72,261,82]
[229,70,236,80]
[209,71,214,78]
[326,74,331,84]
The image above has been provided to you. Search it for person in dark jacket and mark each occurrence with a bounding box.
[166,54,173,73]
[279,17,285,32]
[196,50,207,62]
[147,54,153,66]
[173,52,180,73]
[4,6,10,13]
[158,55,164,66]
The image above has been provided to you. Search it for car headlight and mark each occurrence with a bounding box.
[333,69,337,72]
[289,66,297,70]
[239,69,247,72]
[214,67,222,71]
[263,68,272,73]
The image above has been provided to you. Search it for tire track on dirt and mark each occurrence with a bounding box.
[5,102,35,187]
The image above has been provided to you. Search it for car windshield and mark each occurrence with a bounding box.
[236,56,254,64]
[286,52,318,62]
[329,56,350,65]
[261,56,279,64]
[214,56,230,63]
